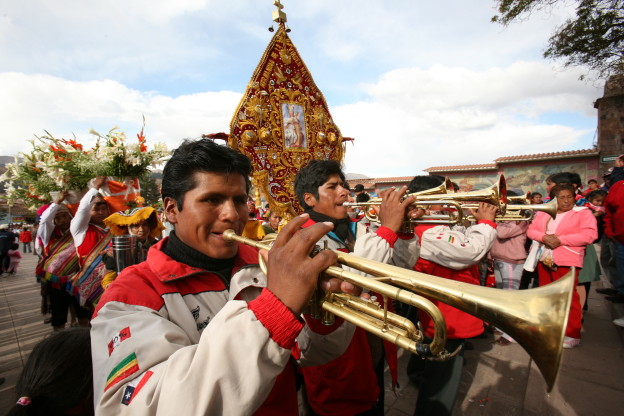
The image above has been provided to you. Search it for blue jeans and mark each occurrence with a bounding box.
[493,260,524,290]
[615,241,624,295]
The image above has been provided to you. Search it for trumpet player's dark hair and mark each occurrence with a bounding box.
[547,172,582,189]
[355,192,371,203]
[161,139,252,211]
[407,175,445,194]
[294,160,346,210]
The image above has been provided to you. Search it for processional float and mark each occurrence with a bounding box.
[210,0,350,220]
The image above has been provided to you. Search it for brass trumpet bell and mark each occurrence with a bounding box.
[223,229,573,392]
[501,197,558,221]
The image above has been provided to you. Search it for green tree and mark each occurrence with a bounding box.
[492,0,624,79]
[140,173,161,207]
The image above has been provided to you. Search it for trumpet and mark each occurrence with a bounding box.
[507,191,532,204]
[345,175,508,226]
[496,198,558,221]
[345,177,455,224]
[222,229,574,392]
[345,176,557,226]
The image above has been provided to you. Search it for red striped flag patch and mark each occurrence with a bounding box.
[105,352,139,392]
[108,326,131,355]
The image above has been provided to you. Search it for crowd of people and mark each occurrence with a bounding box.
[3,142,624,416]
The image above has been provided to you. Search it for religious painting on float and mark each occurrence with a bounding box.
[227,25,346,220]
[281,103,307,149]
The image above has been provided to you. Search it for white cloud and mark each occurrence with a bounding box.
[333,62,600,176]
[0,1,608,181]
[0,72,241,155]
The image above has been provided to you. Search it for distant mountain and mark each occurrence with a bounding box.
[345,173,370,180]
[0,156,15,167]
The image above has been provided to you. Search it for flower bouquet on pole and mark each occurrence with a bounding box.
[1,133,93,212]
[85,123,169,212]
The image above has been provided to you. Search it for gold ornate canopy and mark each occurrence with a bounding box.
[228,21,347,220]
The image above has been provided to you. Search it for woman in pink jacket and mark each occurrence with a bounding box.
[527,183,598,349]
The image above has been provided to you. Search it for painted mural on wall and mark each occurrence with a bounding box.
[444,162,589,196]
[503,162,588,195]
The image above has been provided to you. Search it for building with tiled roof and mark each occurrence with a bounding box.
[346,176,414,195]
[422,148,600,195]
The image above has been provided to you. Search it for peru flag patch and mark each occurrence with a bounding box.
[108,326,132,355]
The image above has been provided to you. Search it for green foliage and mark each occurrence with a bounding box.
[493,0,624,79]
[139,174,162,207]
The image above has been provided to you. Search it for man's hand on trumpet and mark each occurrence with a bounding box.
[259,214,362,315]
[377,186,420,233]
[469,202,498,222]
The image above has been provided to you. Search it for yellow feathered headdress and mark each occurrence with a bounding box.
[104,207,165,238]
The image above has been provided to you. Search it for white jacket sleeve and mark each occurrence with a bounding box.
[232,269,355,369]
[353,223,420,272]
[419,223,497,270]
[70,187,100,247]
[38,203,60,248]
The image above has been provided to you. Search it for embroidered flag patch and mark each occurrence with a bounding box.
[108,326,131,355]
[105,352,139,392]
[448,236,455,243]
[121,386,135,405]
[121,370,153,405]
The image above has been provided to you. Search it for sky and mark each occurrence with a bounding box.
[0,0,605,178]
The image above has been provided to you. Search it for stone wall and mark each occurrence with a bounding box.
[595,74,624,173]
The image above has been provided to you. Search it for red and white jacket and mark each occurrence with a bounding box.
[299,219,419,416]
[91,239,354,415]
[414,221,497,339]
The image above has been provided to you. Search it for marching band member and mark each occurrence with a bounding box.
[294,160,420,416]
[406,175,497,416]
[91,139,358,415]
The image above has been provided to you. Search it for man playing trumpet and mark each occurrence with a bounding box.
[405,175,498,416]
[91,140,361,415]
[294,160,421,416]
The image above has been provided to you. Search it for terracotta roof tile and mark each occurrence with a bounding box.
[374,176,414,183]
[494,148,598,163]
[424,164,497,173]
[423,148,599,172]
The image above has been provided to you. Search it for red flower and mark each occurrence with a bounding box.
[137,130,147,152]
[63,138,83,151]
[50,145,66,154]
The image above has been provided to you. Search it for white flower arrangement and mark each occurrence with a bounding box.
[3,119,169,210]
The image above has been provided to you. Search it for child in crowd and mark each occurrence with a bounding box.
[577,189,608,310]
[6,243,22,274]
[583,190,608,238]
[529,192,543,204]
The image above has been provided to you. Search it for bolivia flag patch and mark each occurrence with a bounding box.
[105,352,139,392]
[448,236,455,243]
